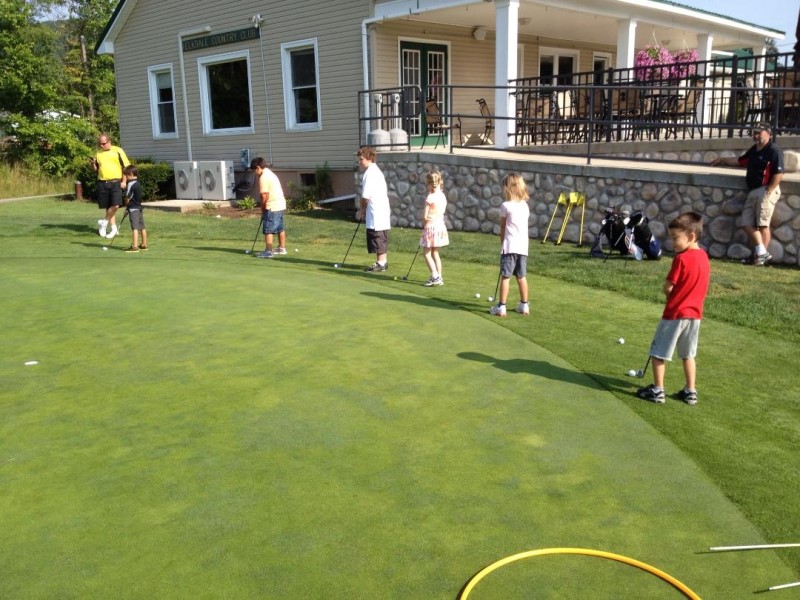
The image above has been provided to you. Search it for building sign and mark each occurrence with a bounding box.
[183,27,260,52]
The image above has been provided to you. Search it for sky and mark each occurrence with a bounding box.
[683,0,799,54]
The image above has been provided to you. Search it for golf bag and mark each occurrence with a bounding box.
[590,207,662,260]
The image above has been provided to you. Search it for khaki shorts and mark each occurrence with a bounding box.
[649,318,701,361]
[741,186,781,228]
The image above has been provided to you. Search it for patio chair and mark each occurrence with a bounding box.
[662,79,703,140]
[476,98,494,144]
[610,87,642,141]
[422,97,462,149]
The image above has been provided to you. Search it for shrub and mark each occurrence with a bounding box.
[1,112,97,179]
[74,159,172,203]
[286,181,317,211]
[237,196,257,210]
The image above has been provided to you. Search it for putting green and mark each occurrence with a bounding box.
[0,253,793,598]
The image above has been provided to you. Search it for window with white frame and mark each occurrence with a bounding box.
[281,39,321,131]
[539,47,579,85]
[147,64,177,138]
[198,50,254,135]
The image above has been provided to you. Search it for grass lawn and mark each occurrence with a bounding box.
[1,198,798,598]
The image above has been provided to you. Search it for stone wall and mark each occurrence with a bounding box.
[370,150,800,265]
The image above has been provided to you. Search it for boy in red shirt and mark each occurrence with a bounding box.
[637,212,710,405]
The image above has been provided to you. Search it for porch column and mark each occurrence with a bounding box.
[696,34,714,128]
[494,0,519,149]
[615,19,637,77]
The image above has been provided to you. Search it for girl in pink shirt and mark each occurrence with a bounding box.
[419,170,449,286]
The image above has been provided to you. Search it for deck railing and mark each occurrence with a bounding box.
[358,51,799,159]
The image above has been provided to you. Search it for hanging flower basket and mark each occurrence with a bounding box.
[671,49,699,80]
[634,45,674,82]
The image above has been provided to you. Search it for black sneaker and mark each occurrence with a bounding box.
[676,388,698,405]
[364,262,387,272]
[636,384,665,404]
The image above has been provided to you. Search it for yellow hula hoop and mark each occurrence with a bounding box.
[458,547,701,600]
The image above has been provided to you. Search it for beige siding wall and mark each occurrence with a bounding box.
[113,0,370,175]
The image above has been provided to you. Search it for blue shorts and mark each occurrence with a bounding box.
[262,210,285,235]
[499,253,527,278]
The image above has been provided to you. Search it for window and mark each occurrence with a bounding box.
[147,64,177,138]
[198,50,254,135]
[281,39,321,131]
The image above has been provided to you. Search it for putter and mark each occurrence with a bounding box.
[489,270,502,302]
[245,214,265,254]
[402,245,421,280]
[337,218,362,268]
[105,211,128,249]
[637,355,651,378]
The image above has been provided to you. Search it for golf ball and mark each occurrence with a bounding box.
[627,369,636,377]
[102,247,108,251]
[488,296,494,302]
[618,338,625,344]
[334,263,340,268]
[475,293,481,299]
[295,248,299,252]
[393,276,398,280]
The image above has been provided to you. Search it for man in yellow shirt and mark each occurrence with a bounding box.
[91,134,131,239]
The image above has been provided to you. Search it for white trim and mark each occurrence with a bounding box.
[280,38,322,132]
[537,45,580,80]
[197,50,255,136]
[147,63,178,140]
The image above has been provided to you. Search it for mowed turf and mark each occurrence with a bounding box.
[0,201,797,598]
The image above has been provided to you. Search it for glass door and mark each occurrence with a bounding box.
[401,41,449,146]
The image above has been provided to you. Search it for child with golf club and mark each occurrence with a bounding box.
[250,157,287,259]
[636,211,710,405]
[122,165,147,253]
[420,170,449,286]
[357,146,391,272]
[489,173,530,317]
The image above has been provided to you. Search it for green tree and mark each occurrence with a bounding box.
[0,0,62,117]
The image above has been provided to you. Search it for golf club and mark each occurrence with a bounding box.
[104,210,128,250]
[489,270,502,303]
[335,218,361,268]
[636,355,651,378]
[402,245,421,280]
[245,214,265,254]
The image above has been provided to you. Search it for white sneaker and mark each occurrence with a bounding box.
[274,247,288,255]
[490,304,507,317]
[105,226,118,239]
[98,219,108,237]
[515,302,530,316]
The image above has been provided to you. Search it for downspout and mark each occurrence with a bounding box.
[178,26,211,161]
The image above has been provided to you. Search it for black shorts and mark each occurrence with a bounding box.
[128,208,145,231]
[366,229,389,254]
[97,180,123,209]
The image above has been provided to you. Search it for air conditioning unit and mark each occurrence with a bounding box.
[173,161,201,199]
[197,160,235,201]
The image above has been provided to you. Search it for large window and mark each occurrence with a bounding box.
[539,47,579,85]
[198,50,254,135]
[147,64,177,138]
[281,39,321,131]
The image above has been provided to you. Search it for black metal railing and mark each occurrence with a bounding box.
[358,51,800,159]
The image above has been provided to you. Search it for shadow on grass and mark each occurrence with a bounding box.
[361,290,463,310]
[42,223,96,234]
[458,351,605,391]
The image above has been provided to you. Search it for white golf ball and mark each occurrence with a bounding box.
[627,369,636,377]
[475,293,481,299]
[618,338,625,344]
[102,247,108,251]
[334,263,340,268]
[216,214,221,219]
[295,248,299,252]
[488,296,494,302]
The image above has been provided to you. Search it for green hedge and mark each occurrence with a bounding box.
[76,159,173,203]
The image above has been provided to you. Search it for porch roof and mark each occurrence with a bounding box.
[373,0,784,54]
